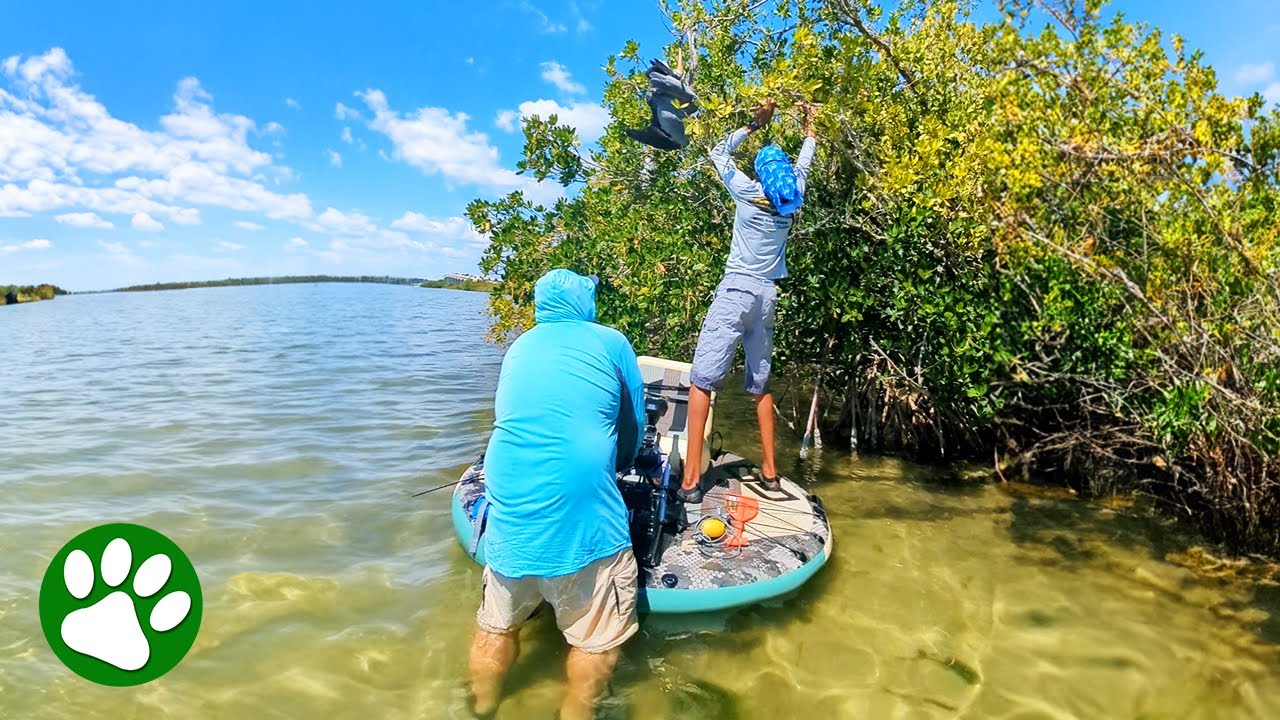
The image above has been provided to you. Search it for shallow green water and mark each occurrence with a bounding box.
[1,283,1278,719]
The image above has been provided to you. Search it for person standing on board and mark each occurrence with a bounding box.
[468,269,646,720]
[678,99,818,502]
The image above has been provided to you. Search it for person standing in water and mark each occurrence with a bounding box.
[468,269,646,720]
[679,99,818,502]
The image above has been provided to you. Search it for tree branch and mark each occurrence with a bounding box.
[833,1,919,95]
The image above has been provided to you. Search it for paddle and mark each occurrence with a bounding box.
[800,384,821,459]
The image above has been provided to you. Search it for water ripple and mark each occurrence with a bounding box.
[3,284,1280,718]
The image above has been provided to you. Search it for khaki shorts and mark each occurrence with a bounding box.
[477,548,640,653]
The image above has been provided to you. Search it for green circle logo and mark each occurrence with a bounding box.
[39,523,203,686]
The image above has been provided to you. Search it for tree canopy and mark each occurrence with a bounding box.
[1,284,64,304]
[468,0,1280,553]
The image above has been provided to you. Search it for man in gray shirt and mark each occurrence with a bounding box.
[680,100,817,501]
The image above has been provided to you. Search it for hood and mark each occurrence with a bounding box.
[534,269,598,324]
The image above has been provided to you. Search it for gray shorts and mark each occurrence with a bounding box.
[690,273,778,395]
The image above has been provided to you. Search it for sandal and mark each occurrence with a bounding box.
[676,484,705,504]
[759,474,782,492]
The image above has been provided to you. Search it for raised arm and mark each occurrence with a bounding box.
[795,103,818,191]
[794,136,817,191]
[710,99,777,203]
[709,128,756,203]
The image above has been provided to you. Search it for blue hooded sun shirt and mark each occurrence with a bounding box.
[481,269,646,578]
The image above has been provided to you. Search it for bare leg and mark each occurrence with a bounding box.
[754,392,777,479]
[468,627,519,716]
[682,384,713,490]
[560,647,620,720]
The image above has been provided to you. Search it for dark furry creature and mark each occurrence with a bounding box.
[625,59,698,151]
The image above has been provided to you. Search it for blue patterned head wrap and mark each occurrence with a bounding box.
[754,145,802,216]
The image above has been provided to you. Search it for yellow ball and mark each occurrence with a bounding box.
[700,517,727,540]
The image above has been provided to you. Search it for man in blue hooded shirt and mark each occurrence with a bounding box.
[680,99,818,501]
[468,269,645,720]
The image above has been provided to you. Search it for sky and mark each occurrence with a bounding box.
[0,1,1277,292]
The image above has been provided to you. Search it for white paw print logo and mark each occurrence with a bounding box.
[62,538,192,670]
[41,524,202,685]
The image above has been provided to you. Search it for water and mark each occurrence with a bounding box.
[2,283,1279,719]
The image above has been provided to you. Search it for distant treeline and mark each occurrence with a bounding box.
[113,276,427,292]
[420,278,497,292]
[2,284,66,305]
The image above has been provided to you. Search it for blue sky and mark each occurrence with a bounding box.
[0,1,1277,291]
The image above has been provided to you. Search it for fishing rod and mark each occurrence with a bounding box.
[411,480,461,498]
[412,452,485,497]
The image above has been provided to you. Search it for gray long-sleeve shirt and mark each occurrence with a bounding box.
[710,128,817,280]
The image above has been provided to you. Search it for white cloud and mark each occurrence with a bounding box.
[340,126,366,152]
[356,89,558,200]
[115,164,310,221]
[281,235,345,264]
[172,207,201,225]
[0,59,270,179]
[0,49,313,226]
[131,212,164,231]
[1236,61,1276,86]
[326,149,342,167]
[390,211,486,246]
[569,0,591,34]
[289,207,491,268]
[540,61,585,95]
[213,239,244,252]
[311,206,377,235]
[159,78,271,174]
[1266,82,1280,107]
[285,97,301,110]
[0,237,51,255]
[97,239,139,264]
[8,48,71,83]
[0,48,534,281]
[517,1,566,34]
[1234,60,1280,105]
[1,180,193,223]
[55,211,113,228]
[495,99,609,142]
[465,57,476,66]
[494,110,520,132]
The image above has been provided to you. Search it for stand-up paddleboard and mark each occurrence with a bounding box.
[451,357,833,613]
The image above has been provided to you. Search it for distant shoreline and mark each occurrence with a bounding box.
[417,278,498,292]
[105,275,496,294]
